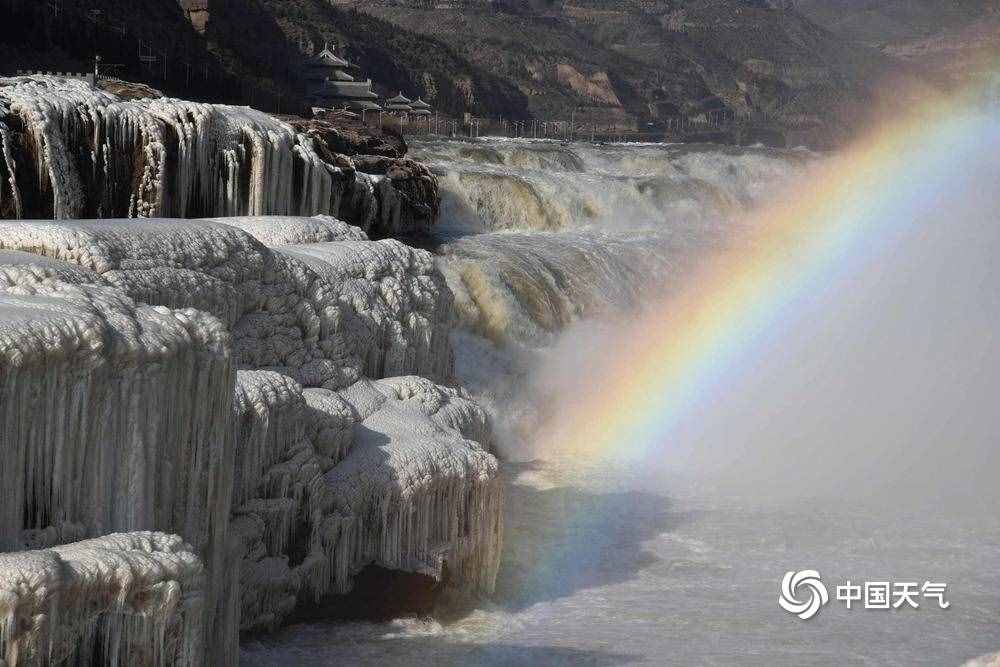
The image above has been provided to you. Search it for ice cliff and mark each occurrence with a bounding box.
[0,215,500,664]
[0,76,438,238]
[0,533,205,666]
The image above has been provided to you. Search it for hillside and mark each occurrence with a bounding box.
[781,0,1000,82]
[360,0,915,145]
[230,1,531,119]
[781,0,998,46]
[0,0,969,146]
[0,0,530,119]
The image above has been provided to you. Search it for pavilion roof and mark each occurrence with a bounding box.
[349,100,383,111]
[306,46,352,69]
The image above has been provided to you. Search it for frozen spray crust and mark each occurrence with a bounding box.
[0,216,499,655]
[210,215,368,246]
[231,370,344,633]
[0,278,234,665]
[0,250,100,288]
[231,372,501,632]
[0,531,205,666]
[0,217,453,388]
[281,240,455,383]
[0,273,232,543]
[320,376,502,590]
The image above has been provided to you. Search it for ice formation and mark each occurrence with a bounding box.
[0,277,232,553]
[0,77,423,237]
[208,214,367,246]
[280,240,454,382]
[0,532,205,666]
[0,214,500,660]
[319,377,502,592]
[0,217,454,388]
[230,372,500,631]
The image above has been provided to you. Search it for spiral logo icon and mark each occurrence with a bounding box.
[778,570,829,620]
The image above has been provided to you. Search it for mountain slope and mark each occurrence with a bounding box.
[782,0,1000,82]
[361,0,910,145]
[0,0,956,147]
[208,0,532,119]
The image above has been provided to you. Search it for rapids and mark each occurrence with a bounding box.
[241,138,1000,666]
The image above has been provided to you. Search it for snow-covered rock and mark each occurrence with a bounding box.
[210,214,367,246]
[0,279,233,554]
[0,217,453,388]
[0,277,235,663]
[231,372,501,632]
[0,217,499,655]
[320,377,501,592]
[0,532,205,666]
[280,240,454,383]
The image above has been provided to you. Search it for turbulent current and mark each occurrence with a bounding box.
[239,138,1000,666]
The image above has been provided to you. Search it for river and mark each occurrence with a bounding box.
[242,136,1000,666]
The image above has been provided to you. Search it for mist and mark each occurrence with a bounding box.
[514,112,1000,513]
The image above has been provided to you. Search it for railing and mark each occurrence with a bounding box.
[470,112,780,143]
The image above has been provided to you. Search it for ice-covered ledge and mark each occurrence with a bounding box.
[0,76,439,238]
[0,214,501,661]
[0,532,205,666]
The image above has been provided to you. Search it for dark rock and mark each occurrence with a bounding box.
[353,156,441,239]
[284,565,445,623]
[284,117,407,159]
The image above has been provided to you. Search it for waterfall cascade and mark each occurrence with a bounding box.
[411,138,814,346]
[0,112,817,664]
[0,214,501,665]
[414,139,814,236]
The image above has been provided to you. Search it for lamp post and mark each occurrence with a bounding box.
[570,105,582,141]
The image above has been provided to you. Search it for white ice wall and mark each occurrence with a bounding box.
[0,532,205,666]
[0,77,400,227]
[0,214,501,661]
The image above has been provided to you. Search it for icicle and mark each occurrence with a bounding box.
[0,77,381,220]
[0,531,205,666]
[280,239,456,383]
[0,217,501,647]
[314,377,503,595]
[0,118,24,219]
[0,276,235,663]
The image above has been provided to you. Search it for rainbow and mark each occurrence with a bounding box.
[534,80,1000,466]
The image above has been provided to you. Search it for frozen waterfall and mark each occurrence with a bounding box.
[0,76,426,238]
[0,214,502,664]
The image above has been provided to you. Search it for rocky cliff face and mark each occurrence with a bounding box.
[178,0,211,33]
[362,0,918,146]
[0,212,502,664]
[785,0,1000,84]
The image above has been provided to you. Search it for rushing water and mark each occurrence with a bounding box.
[242,138,1000,666]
